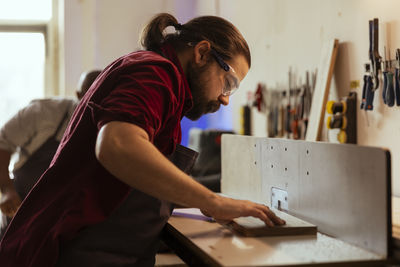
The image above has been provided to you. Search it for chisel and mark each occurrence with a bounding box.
[396,49,400,106]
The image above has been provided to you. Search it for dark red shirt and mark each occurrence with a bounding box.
[0,44,192,267]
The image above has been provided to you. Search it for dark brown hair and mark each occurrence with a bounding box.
[140,13,251,68]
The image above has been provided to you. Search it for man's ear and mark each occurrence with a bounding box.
[193,40,211,67]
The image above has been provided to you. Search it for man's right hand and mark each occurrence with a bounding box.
[202,195,286,227]
[0,186,22,217]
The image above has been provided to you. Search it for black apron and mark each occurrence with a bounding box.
[0,112,69,238]
[56,144,199,267]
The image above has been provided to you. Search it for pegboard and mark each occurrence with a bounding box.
[221,134,391,257]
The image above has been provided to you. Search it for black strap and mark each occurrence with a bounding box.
[52,110,70,138]
[20,109,70,157]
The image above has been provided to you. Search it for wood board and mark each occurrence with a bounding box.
[226,208,317,237]
[306,38,339,141]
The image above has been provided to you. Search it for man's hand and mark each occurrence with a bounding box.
[0,186,22,217]
[202,195,285,227]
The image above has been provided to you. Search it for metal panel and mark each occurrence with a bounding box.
[221,134,390,257]
[220,136,264,204]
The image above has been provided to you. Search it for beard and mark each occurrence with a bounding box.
[185,63,221,121]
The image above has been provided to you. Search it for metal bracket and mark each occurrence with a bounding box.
[271,187,288,211]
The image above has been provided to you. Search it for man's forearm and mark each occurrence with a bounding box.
[95,121,219,214]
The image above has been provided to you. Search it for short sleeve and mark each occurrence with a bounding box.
[88,64,179,142]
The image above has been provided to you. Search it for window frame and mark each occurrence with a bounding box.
[0,0,60,97]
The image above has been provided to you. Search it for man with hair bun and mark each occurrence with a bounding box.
[0,13,284,267]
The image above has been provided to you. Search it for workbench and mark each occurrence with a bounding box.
[162,208,385,266]
[161,135,393,266]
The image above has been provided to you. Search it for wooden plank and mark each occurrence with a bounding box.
[306,39,339,141]
[226,208,317,237]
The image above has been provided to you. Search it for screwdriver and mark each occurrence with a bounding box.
[396,49,400,106]
[396,68,400,106]
[360,64,370,109]
[382,47,388,104]
[385,49,395,107]
[361,64,374,110]
[365,75,374,110]
[360,75,367,109]
[385,72,395,106]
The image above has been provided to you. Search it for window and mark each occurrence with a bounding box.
[0,0,52,126]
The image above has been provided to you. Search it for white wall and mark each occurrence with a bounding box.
[62,0,215,94]
[62,0,400,196]
[216,0,400,195]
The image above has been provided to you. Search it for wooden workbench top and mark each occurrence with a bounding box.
[165,208,385,267]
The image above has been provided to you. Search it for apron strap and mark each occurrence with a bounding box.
[52,110,70,139]
[19,110,70,157]
[12,109,71,196]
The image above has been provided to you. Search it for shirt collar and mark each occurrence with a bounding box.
[160,43,193,116]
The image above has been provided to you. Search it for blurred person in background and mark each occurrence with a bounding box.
[0,70,101,238]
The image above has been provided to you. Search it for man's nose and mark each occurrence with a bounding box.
[218,95,229,106]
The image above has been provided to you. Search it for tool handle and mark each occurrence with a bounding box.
[371,19,381,89]
[365,75,374,110]
[286,105,291,134]
[327,100,346,114]
[386,72,395,107]
[373,19,379,58]
[327,114,346,129]
[273,106,278,136]
[360,75,368,109]
[360,75,371,109]
[382,71,388,104]
[395,68,400,106]
[368,20,373,61]
[291,119,299,139]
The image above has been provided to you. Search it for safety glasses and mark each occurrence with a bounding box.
[187,42,241,97]
[210,49,240,96]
